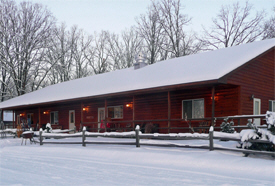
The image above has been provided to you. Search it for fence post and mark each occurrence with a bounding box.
[39,128,43,146]
[135,125,140,148]
[82,126,86,147]
[74,126,76,133]
[209,126,214,151]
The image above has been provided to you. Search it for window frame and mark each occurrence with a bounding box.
[107,105,123,119]
[253,98,261,115]
[269,100,275,112]
[50,111,59,125]
[182,98,205,119]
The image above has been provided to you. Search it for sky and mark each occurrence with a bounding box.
[14,0,275,35]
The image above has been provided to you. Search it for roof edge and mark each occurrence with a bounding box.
[1,79,220,110]
[219,46,275,83]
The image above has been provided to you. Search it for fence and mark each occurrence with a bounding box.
[37,125,275,157]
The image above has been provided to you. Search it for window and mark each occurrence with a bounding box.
[253,98,261,125]
[182,99,204,119]
[27,113,34,125]
[50,111,58,124]
[269,100,275,112]
[108,106,123,119]
[253,98,261,115]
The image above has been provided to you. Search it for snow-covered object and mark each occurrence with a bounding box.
[209,126,214,132]
[213,131,240,139]
[240,129,275,145]
[135,125,140,130]
[22,131,34,135]
[0,128,17,133]
[0,39,274,109]
[45,123,52,133]
[266,111,275,127]
[240,129,260,142]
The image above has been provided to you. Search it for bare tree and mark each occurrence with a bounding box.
[262,7,275,39]
[46,24,92,84]
[136,4,163,64]
[106,27,142,70]
[46,23,72,84]
[153,0,192,58]
[106,32,124,70]
[85,31,112,74]
[201,1,265,49]
[120,27,143,68]
[0,0,56,97]
[72,28,92,79]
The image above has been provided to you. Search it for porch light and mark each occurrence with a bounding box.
[43,111,49,115]
[126,103,133,109]
[19,113,24,117]
[83,107,88,111]
[211,96,218,101]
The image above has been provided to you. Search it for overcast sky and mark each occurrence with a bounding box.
[14,0,274,35]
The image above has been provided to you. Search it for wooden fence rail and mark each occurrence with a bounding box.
[37,125,275,157]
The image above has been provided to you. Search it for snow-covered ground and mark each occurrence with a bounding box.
[0,136,274,186]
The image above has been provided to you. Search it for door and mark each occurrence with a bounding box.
[253,98,261,125]
[98,108,105,131]
[69,110,75,130]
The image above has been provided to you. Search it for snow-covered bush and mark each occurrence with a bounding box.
[45,123,52,133]
[238,112,275,152]
[266,111,275,134]
[221,118,235,133]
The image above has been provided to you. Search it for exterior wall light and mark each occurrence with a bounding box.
[211,96,218,101]
[250,94,254,101]
[126,103,133,109]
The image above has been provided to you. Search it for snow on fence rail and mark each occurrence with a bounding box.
[0,128,17,138]
[36,126,275,157]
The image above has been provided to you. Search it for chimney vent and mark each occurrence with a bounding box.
[134,51,147,70]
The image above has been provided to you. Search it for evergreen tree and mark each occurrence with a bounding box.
[221,118,235,133]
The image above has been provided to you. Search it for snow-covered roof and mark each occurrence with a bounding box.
[1,39,274,109]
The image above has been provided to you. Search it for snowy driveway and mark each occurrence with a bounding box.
[0,137,274,185]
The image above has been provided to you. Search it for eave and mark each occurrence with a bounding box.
[2,79,221,110]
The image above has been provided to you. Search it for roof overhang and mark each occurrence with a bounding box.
[2,79,221,110]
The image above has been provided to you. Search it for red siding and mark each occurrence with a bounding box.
[226,49,275,115]
[14,84,240,133]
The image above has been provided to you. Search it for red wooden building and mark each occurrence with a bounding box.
[0,39,274,133]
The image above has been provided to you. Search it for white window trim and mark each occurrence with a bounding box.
[269,100,275,112]
[253,98,261,115]
[69,110,75,123]
[182,98,205,119]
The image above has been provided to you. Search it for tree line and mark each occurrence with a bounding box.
[0,0,274,102]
